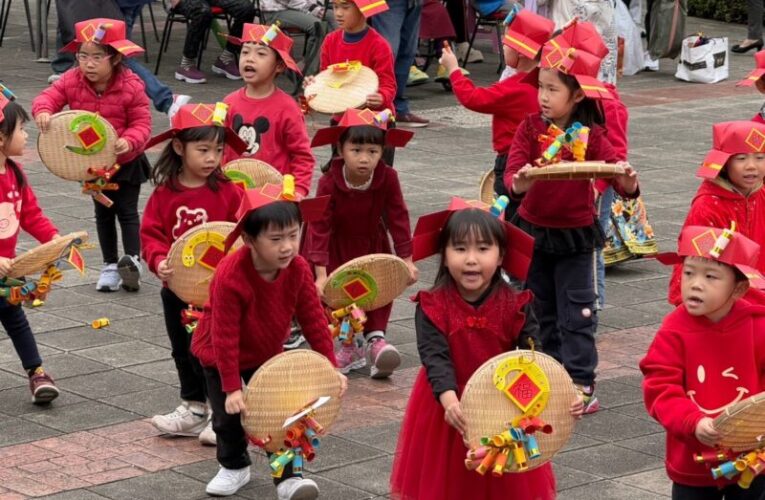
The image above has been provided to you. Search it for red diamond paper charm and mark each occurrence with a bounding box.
[80,23,97,41]
[198,245,225,270]
[190,104,214,125]
[746,128,765,152]
[260,183,283,200]
[342,278,371,301]
[76,125,104,150]
[505,372,543,413]
[67,245,86,275]
[691,229,718,257]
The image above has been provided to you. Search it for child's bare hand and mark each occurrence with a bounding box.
[511,164,536,195]
[303,75,317,89]
[225,389,246,415]
[404,258,419,285]
[115,138,131,155]
[439,43,459,74]
[314,275,328,299]
[157,259,174,281]
[36,112,51,132]
[365,93,383,108]
[336,371,348,397]
[444,401,467,435]
[570,395,584,419]
[695,417,720,447]
[0,256,12,278]
[615,162,639,195]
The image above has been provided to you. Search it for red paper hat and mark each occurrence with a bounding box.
[0,83,16,124]
[411,197,535,280]
[737,50,765,87]
[697,121,765,179]
[224,183,330,252]
[61,18,144,57]
[311,108,414,148]
[502,10,555,59]
[346,0,389,18]
[224,23,300,74]
[145,103,248,155]
[654,224,765,289]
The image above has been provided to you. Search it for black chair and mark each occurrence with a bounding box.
[0,0,37,50]
[463,7,505,74]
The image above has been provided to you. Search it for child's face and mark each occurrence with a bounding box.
[239,43,282,86]
[681,256,747,322]
[503,45,519,69]
[173,138,223,183]
[340,141,382,181]
[725,152,765,194]
[538,68,583,124]
[245,221,301,275]
[333,0,366,32]
[0,120,27,157]
[444,232,503,301]
[77,42,118,85]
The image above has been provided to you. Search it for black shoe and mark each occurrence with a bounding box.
[284,326,305,350]
[732,40,764,53]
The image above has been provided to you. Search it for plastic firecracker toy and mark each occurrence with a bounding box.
[535,121,590,166]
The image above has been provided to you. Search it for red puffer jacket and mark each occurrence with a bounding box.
[31,66,151,164]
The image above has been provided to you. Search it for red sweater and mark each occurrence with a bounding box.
[640,300,765,487]
[31,66,151,165]
[449,71,537,154]
[191,250,336,392]
[0,161,58,259]
[140,180,243,276]
[752,111,764,124]
[222,88,314,196]
[320,28,396,113]
[504,114,638,228]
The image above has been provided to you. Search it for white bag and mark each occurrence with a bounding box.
[675,35,729,83]
[615,0,644,76]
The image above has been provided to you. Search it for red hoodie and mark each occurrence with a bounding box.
[640,300,765,487]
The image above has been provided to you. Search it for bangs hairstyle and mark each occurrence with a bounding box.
[338,125,386,147]
[0,100,29,188]
[552,71,605,128]
[242,201,302,239]
[243,42,287,73]
[151,126,229,190]
[432,208,508,290]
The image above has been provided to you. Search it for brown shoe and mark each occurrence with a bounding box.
[29,368,59,405]
[396,112,430,128]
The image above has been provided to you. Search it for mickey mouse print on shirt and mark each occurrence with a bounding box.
[232,114,270,156]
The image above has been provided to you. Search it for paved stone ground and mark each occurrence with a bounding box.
[0,5,761,499]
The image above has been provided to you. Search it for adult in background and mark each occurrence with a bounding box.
[733,0,764,53]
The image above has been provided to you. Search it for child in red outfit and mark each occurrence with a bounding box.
[32,18,152,293]
[641,225,765,497]
[140,103,246,443]
[0,91,61,405]
[390,201,583,500]
[668,121,765,306]
[191,191,345,498]
[221,24,314,197]
[736,50,765,124]
[303,108,418,378]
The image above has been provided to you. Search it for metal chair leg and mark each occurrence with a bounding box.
[495,22,503,74]
[463,17,480,69]
[148,1,159,42]
[139,10,149,63]
[154,14,173,74]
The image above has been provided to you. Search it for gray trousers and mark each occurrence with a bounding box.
[262,10,328,76]
[748,0,764,40]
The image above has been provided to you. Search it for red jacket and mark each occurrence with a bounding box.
[191,250,336,392]
[320,28,396,113]
[0,161,58,259]
[31,66,152,165]
[640,300,765,487]
[504,114,638,228]
[140,180,243,276]
[449,71,537,154]
[752,112,764,124]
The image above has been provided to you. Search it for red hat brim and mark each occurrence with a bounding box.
[310,125,413,148]
[696,149,730,179]
[60,39,145,57]
[736,69,765,87]
[503,30,542,59]
[575,75,613,100]
[145,128,248,156]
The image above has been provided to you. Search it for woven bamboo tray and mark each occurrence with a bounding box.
[461,350,577,471]
[223,159,283,189]
[304,66,379,114]
[479,170,495,205]
[9,232,88,278]
[242,350,342,453]
[714,391,765,453]
[526,162,625,180]
[166,222,242,306]
[322,254,409,311]
[37,111,118,181]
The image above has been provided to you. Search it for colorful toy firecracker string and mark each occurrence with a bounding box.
[181,306,204,334]
[694,447,765,488]
[535,121,590,166]
[0,265,62,306]
[490,195,509,218]
[373,108,394,126]
[328,303,366,345]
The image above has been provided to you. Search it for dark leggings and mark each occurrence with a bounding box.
[173,0,256,59]
[0,298,41,372]
[445,0,467,43]
[93,181,141,264]
[161,288,206,403]
[672,477,765,500]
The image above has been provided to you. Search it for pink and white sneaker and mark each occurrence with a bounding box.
[336,343,366,374]
[366,338,401,379]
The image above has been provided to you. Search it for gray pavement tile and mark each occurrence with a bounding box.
[173,457,275,490]
[598,306,667,329]
[101,315,168,340]
[113,290,166,315]
[552,462,603,491]
[604,284,667,307]
[384,322,415,346]
[50,303,151,323]
[23,400,138,433]
[35,326,131,351]
[38,491,111,500]
[75,341,171,368]
[616,468,673,497]
[554,443,663,479]
[0,386,85,416]
[4,353,112,380]
[37,290,109,310]
[57,369,164,399]
[248,475,377,500]
[611,374,644,388]
[122,359,181,386]
[0,369,26,390]
[90,470,207,500]
[337,421,401,454]
[594,379,645,410]
[562,432,606,453]
[574,409,663,442]
[303,436,388,473]
[610,402,657,422]
[628,300,676,318]
[105,386,184,418]
[614,433,666,459]
[0,416,60,446]
[558,479,669,499]
[24,310,84,333]
[321,456,392,496]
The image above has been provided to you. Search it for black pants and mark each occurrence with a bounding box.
[93,181,141,264]
[0,298,41,371]
[527,250,598,386]
[161,288,206,403]
[672,477,765,500]
[203,366,295,485]
[174,0,256,59]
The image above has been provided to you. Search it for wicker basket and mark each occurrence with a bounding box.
[242,350,342,453]
[479,170,495,205]
[304,66,379,114]
[526,162,625,180]
[37,111,118,181]
[166,222,242,306]
[9,232,88,278]
[714,391,765,453]
[223,159,283,189]
[461,350,577,471]
[322,254,410,311]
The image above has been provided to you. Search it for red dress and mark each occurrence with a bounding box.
[390,284,556,500]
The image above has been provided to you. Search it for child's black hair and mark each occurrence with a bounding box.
[550,70,605,128]
[242,201,301,239]
[338,125,386,147]
[0,100,29,188]
[151,126,229,191]
[431,209,509,291]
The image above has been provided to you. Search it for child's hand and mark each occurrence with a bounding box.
[439,44,459,75]
[695,417,720,447]
[365,93,383,108]
[615,162,639,195]
[225,389,247,415]
[114,138,131,155]
[0,256,12,278]
[336,371,348,397]
[569,394,584,420]
[302,75,317,88]
[511,164,536,195]
[35,113,51,133]
[314,275,328,299]
[404,258,419,285]
[157,259,174,281]
[439,390,467,435]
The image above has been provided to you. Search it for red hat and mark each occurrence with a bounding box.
[145,103,248,155]
[697,121,765,179]
[502,9,555,60]
[223,23,300,74]
[736,50,765,87]
[61,18,144,57]
[411,198,535,281]
[0,83,16,124]
[224,183,330,252]
[655,224,765,289]
[311,108,414,148]
[344,0,389,18]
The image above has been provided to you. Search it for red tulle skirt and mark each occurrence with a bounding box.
[390,370,556,500]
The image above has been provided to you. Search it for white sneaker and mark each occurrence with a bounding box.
[206,466,250,496]
[276,477,319,500]
[151,401,209,436]
[167,94,191,120]
[117,255,143,292]
[96,263,121,292]
[456,42,484,63]
[199,419,216,446]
